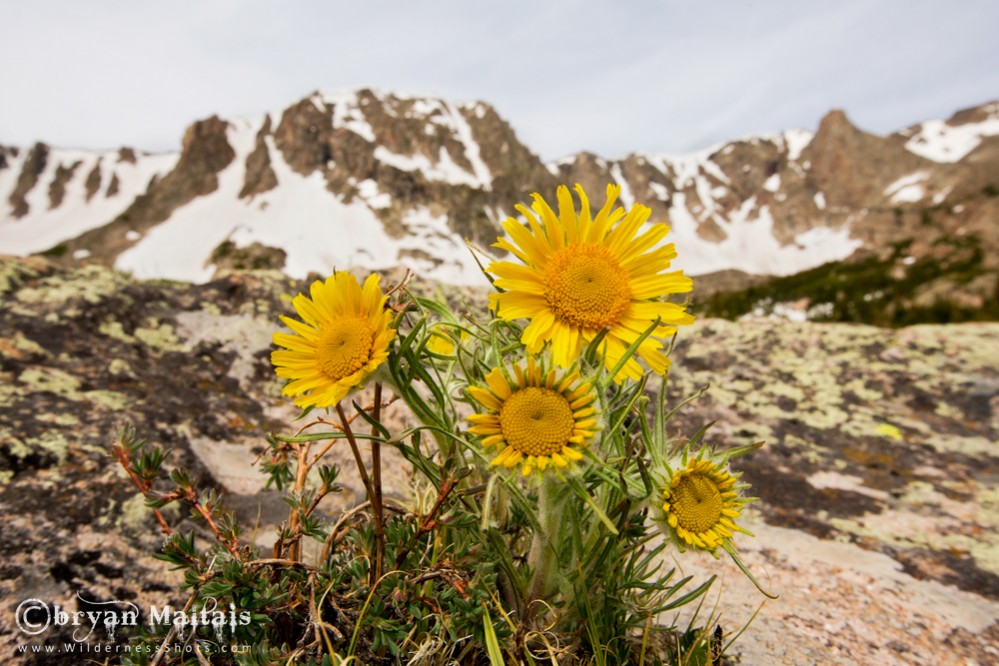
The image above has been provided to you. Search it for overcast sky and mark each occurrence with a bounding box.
[2,0,997,161]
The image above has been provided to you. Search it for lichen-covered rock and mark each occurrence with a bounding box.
[0,256,996,664]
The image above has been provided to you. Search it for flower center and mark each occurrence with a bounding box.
[543,244,632,330]
[499,387,575,457]
[669,473,723,534]
[317,317,373,381]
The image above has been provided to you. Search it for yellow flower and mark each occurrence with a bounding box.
[467,357,598,476]
[426,329,456,356]
[662,456,749,552]
[487,184,694,382]
[271,271,396,409]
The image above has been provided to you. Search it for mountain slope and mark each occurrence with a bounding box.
[2,92,997,286]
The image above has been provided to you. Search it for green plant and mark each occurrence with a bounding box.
[114,185,769,664]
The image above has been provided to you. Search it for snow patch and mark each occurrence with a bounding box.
[116,123,487,286]
[610,164,634,209]
[904,105,999,162]
[0,147,178,255]
[784,129,814,161]
[884,172,928,204]
[814,192,826,210]
[666,193,860,277]
[763,173,781,192]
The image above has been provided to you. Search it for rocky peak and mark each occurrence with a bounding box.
[807,108,927,208]
[1,94,997,287]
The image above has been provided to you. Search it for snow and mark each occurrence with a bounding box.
[648,182,669,201]
[763,173,781,192]
[814,192,827,210]
[883,172,928,204]
[125,230,141,241]
[610,164,634,209]
[374,145,486,190]
[932,186,953,205]
[72,249,91,259]
[355,179,391,209]
[0,147,177,255]
[701,159,730,185]
[320,90,377,142]
[665,193,861,277]
[115,120,487,286]
[904,104,999,162]
[784,129,814,161]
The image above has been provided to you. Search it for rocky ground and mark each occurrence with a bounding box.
[1,255,997,664]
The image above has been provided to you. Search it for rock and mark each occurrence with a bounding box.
[0,257,996,663]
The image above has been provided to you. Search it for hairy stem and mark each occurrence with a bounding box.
[370,383,385,583]
[528,474,561,608]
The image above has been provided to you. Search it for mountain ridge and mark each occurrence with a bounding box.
[2,89,997,287]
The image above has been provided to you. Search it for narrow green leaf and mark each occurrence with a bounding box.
[565,474,618,535]
[482,605,506,666]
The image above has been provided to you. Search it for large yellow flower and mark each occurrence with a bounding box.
[487,184,694,382]
[272,272,396,409]
[661,456,750,552]
[467,358,598,476]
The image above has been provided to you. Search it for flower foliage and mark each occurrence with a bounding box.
[114,184,767,666]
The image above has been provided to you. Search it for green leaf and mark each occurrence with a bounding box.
[564,473,618,535]
[599,317,660,389]
[482,604,506,666]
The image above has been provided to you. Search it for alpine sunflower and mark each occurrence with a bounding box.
[661,453,752,552]
[272,271,396,409]
[487,184,694,382]
[467,357,599,476]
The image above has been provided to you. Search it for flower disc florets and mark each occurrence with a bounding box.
[486,183,694,382]
[271,271,396,409]
[467,357,599,476]
[659,452,753,553]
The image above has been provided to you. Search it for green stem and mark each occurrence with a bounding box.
[528,474,561,606]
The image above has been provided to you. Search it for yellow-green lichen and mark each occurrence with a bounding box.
[15,265,125,308]
[37,412,80,427]
[18,366,82,397]
[134,320,188,353]
[17,366,129,410]
[99,320,135,344]
[108,358,134,377]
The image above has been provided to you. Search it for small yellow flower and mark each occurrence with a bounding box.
[662,455,750,552]
[467,357,599,476]
[426,329,457,356]
[487,184,694,382]
[271,271,396,409]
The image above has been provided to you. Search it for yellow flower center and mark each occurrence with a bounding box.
[543,244,632,330]
[317,317,373,381]
[669,473,723,535]
[499,387,575,457]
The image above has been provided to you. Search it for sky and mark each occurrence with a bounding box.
[1,0,997,162]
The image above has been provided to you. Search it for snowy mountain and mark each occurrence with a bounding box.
[2,90,997,286]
